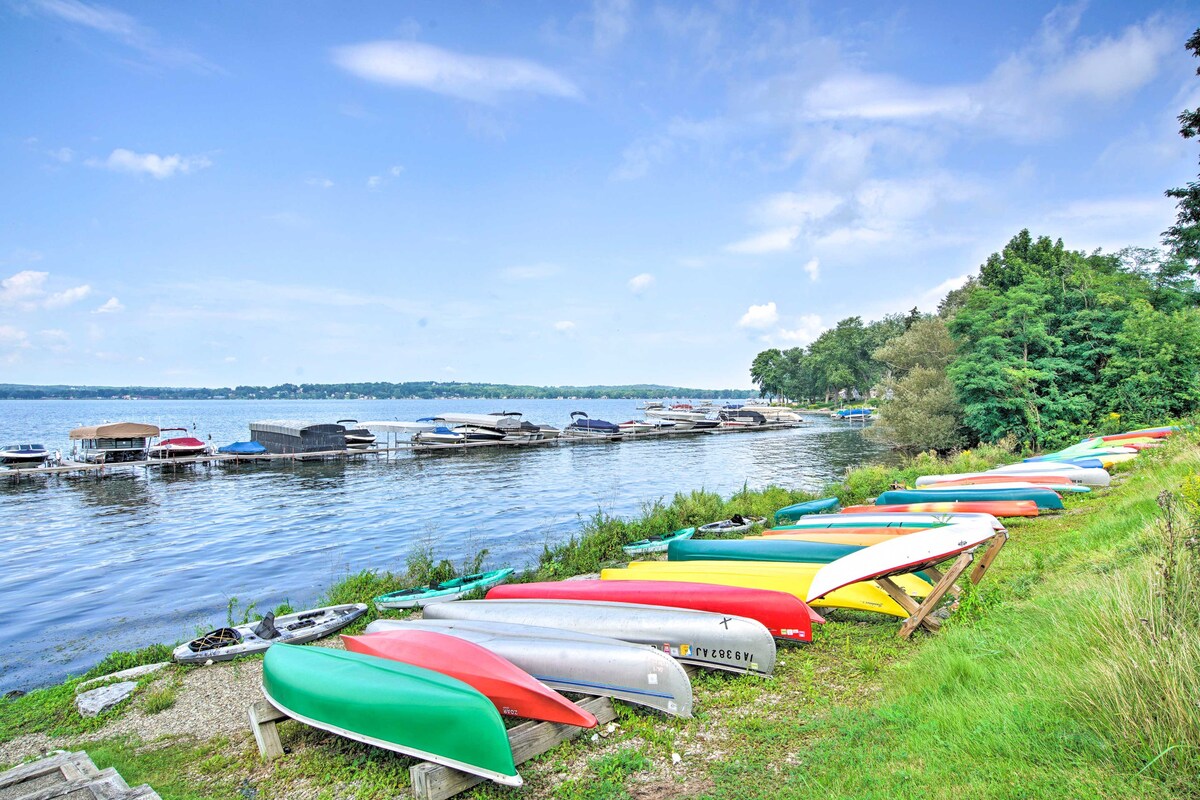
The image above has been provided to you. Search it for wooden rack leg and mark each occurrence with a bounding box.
[411,695,617,800]
[898,551,974,639]
[969,532,1008,585]
[249,699,288,760]
[876,577,940,632]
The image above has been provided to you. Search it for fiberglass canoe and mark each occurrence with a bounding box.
[262,644,521,786]
[875,488,1064,510]
[839,501,1038,517]
[668,537,863,565]
[772,497,841,525]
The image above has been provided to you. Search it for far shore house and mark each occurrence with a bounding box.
[249,420,346,455]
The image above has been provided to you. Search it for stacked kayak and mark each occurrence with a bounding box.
[487,579,821,638]
[368,618,693,717]
[773,497,840,525]
[423,599,776,675]
[342,630,597,727]
[917,468,1110,487]
[875,488,1064,510]
[840,501,1039,517]
[262,644,522,786]
[668,538,863,565]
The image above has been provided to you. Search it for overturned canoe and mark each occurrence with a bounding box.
[603,561,932,618]
[342,630,597,727]
[262,644,520,786]
[772,497,840,525]
[487,578,820,638]
[174,603,367,664]
[807,521,1001,603]
[424,599,775,675]
[366,618,693,717]
[374,568,515,610]
[840,501,1038,517]
[668,537,863,565]
[622,527,694,556]
[796,512,1006,530]
[875,488,1064,510]
[748,531,902,546]
[915,480,1089,494]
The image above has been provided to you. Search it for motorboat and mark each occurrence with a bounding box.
[719,409,767,427]
[147,428,208,459]
[618,420,654,434]
[0,443,50,467]
[413,425,468,446]
[740,405,803,423]
[644,403,712,423]
[561,411,622,439]
[337,420,377,450]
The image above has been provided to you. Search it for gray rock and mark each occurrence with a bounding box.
[76,662,168,694]
[75,681,138,718]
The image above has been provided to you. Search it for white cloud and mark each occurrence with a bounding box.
[592,0,631,50]
[44,284,91,309]
[92,148,212,179]
[389,165,404,177]
[772,314,825,346]
[0,325,30,347]
[726,227,800,255]
[366,175,383,189]
[627,273,655,293]
[306,178,334,189]
[502,263,560,280]
[738,302,778,329]
[802,259,820,281]
[553,320,576,331]
[39,329,70,351]
[49,147,74,163]
[803,72,978,123]
[94,297,124,313]
[27,0,219,73]
[0,270,49,307]
[366,165,404,189]
[331,41,581,104]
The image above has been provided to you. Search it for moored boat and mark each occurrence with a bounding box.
[366,618,693,717]
[561,412,623,439]
[262,644,521,786]
[374,568,515,609]
[622,527,694,555]
[147,428,208,459]
[336,420,376,449]
[70,422,159,463]
[486,578,821,637]
[173,603,367,664]
[217,440,269,457]
[342,630,597,727]
[0,443,50,467]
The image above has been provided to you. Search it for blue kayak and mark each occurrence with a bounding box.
[773,497,840,525]
[876,488,1064,510]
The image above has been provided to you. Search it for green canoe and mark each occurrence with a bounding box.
[771,519,946,531]
[668,538,863,564]
[876,488,1064,510]
[622,527,695,556]
[374,567,516,610]
[772,497,841,525]
[262,644,520,786]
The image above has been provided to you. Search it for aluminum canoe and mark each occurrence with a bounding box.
[173,603,367,664]
[603,561,932,618]
[365,618,693,717]
[487,578,820,639]
[807,521,1001,603]
[425,599,774,675]
[342,630,597,727]
[261,644,521,786]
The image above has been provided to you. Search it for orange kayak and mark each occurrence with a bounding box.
[841,501,1038,517]
[921,475,1074,488]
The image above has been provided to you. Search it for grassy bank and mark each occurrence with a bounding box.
[2,435,1197,798]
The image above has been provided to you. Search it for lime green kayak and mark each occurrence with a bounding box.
[262,644,520,786]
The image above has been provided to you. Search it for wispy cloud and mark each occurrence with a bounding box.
[332,41,581,104]
[553,320,576,332]
[94,297,124,313]
[592,0,631,50]
[306,177,334,189]
[89,148,212,179]
[44,284,91,309]
[803,259,820,281]
[366,164,404,190]
[0,270,91,311]
[25,0,220,73]
[502,263,561,281]
[627,273,655,293]
[726,227,800,255]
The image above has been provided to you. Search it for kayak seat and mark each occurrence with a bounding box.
[253,612,281,640]
[188,627,242,652]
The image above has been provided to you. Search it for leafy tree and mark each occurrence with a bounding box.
[1100,301,1200,425]
[1164,28,1200,269]
[750,348,784,399]
[871,319,966,452]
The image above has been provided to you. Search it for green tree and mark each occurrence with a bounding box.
[1164,28,1200,270]
[750,348,784,399]
[871,318,965,452]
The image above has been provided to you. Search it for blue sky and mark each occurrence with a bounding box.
[1,1,1197,389]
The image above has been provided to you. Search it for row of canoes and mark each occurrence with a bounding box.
[241,424,1177,786]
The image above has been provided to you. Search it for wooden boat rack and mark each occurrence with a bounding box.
[876,530,1008,638]
[250,694,618,800]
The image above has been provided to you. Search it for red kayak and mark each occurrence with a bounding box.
[840,501,1039,518]
[343,630,598,728]
[922,475,1074,488]
[487,579,821,638]
[1100,430,1174,442]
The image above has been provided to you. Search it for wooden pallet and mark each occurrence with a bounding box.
[876,530,1008,638]
[250,694,617,800]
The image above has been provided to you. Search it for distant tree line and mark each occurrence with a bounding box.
[0,381,751,401]
[749,26,1200,453]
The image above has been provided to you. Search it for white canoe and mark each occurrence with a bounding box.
[806,521,999,603]
[795,512,1006,531]
[916,468,1110,487]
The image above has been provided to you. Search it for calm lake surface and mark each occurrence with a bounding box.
[0,399,889,691]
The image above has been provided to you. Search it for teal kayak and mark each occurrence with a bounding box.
[773,497,840,525]
[374,568,515,610]
[876,488,1064,510]
[262,644,520,786]
[668,538,862,564]
[622,527,695,556]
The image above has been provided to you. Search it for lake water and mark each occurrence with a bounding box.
[0,399,888,692]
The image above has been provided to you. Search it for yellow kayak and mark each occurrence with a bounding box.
[745,532,901,546]
[603,561,932,618]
